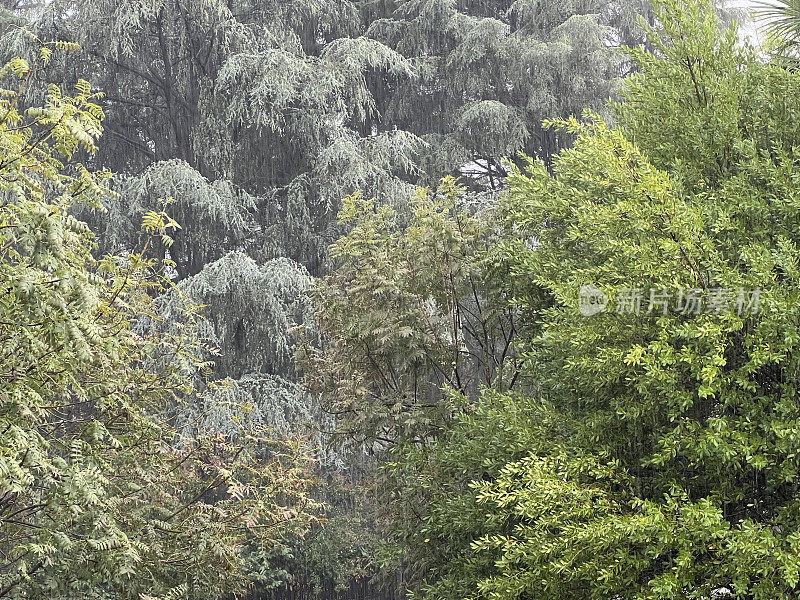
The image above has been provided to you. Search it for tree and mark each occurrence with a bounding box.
[364,0,640,180]
[4,0,424,272]
[298,178,524,448]
[295,177,537,597]
[383,1,800,599]
[0,0,642,278]
[0,1,689,598]
[0,54,314,600]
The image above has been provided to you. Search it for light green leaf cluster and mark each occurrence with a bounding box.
[418,2,800,598]
[0,58,315,599]
[300,177,521,446]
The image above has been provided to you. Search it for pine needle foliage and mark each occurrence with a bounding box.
[0,0,644,275]
[169,251,313,381]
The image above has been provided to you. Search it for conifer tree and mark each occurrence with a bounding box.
[365,0,640,179]
[1,0,643,275]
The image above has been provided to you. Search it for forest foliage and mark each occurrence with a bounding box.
[0,0,643,595]
[309,1,800,599]
[4,0,800,599]
[0,51,315,599]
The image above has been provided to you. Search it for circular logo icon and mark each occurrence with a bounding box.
[578,285,608,317]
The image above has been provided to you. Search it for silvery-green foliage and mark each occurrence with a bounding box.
[175,374,345,470]
[252,126,426,269]
[199,33,421,267]
[21,0,365,174]
[367,0,630,182]
[176,251,314,380]
[16,0,427,272]
[454,100,528,161]
[91,160,257,278]
[160,249,329,471]
[306,129,424,207]
[6,0,651,275]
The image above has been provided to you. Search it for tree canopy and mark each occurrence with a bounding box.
[0,54,314,599]
[2,1,787,599]
[309,1,800,599]
[0,2,647,595]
